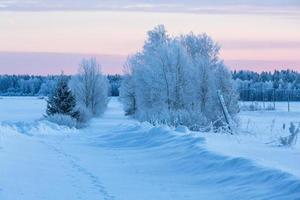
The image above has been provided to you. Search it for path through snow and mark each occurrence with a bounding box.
[0,98,300,199]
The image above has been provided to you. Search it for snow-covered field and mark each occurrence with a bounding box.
[0,97,300,199]
[0,97,46,123]
[201,101,300,178]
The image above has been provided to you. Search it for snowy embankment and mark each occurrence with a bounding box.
[0,97,300,199]
[200,101,300,178]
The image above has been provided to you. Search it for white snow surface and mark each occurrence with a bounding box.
[0,97,300,199]
[0,97,46,123]
[200,101,300,179]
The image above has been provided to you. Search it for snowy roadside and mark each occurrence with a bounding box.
[187,107,300,179]
[197,132,300,178]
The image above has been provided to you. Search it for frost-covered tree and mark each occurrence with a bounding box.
[107,74,122,96]
[120,25,239,130]
[46,77,78,119]
[69,58,108,118]
[38,79,57,96]
[232,70,300,102]
[215,63,239,115]
[119,58,136,115]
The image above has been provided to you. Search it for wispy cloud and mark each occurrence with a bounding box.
[0,0,299,16]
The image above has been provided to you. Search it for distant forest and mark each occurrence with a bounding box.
[0,70,300,101]
[233,70,300,101]
[0,74,121,97]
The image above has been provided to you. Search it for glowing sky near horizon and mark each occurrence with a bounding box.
[0,0,300,74]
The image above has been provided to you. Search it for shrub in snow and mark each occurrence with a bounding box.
[46,114,77,128]
[265,104,275,111]
[240,102,261,111]
[119,25,239,130]
[74,104,92,124]
[69,58,109,117]
[280,122,299,147]
[46,76,79,120]
[168,109,209,131]
[240,102,275,111]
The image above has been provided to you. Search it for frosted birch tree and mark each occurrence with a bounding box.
[70,58,108,121]
[120,25,239,130]
[119,57,137,115]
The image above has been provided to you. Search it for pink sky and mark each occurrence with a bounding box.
[0,2,299,74]
[0,52,299,75]
[0,52,126,75]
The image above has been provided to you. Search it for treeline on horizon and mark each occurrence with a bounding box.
[0,69,300,101]
[0,74,121,97]
[233,69,300,101]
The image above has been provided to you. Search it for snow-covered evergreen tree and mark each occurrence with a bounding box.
[46,77,79,119]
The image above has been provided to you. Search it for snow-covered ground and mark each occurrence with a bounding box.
[201,101,300,179]
[0,97,46,123]
[0,97,300,199]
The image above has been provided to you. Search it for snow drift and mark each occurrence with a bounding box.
[1,97,300,199]
[0,120,77,137]
[87,120,300,199]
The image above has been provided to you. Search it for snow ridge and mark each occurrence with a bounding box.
[0,120,77,136]
[85,120,300,199]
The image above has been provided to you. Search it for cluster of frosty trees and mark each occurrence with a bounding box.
[46,58,108,127]
[233,70,300,101]
[0,75,57,96]
[120,25,239,130]
[0,74,120,97]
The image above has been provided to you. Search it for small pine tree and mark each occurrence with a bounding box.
[46,77,79,119]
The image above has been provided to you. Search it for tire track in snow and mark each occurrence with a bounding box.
[40,140,115,200]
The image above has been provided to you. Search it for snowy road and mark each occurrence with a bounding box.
[1,98,300,199]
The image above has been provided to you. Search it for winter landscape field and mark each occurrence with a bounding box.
[1,0,300,199]
[0,97,299,199]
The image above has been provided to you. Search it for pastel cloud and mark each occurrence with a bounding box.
[0,1,299,74]
[0,0,299,15]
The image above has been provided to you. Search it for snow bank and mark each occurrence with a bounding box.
[175,125,190,133]
[199,132,300,178]
[89,120,300,199]
[0,120,77,137]
[198,107,300,179]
